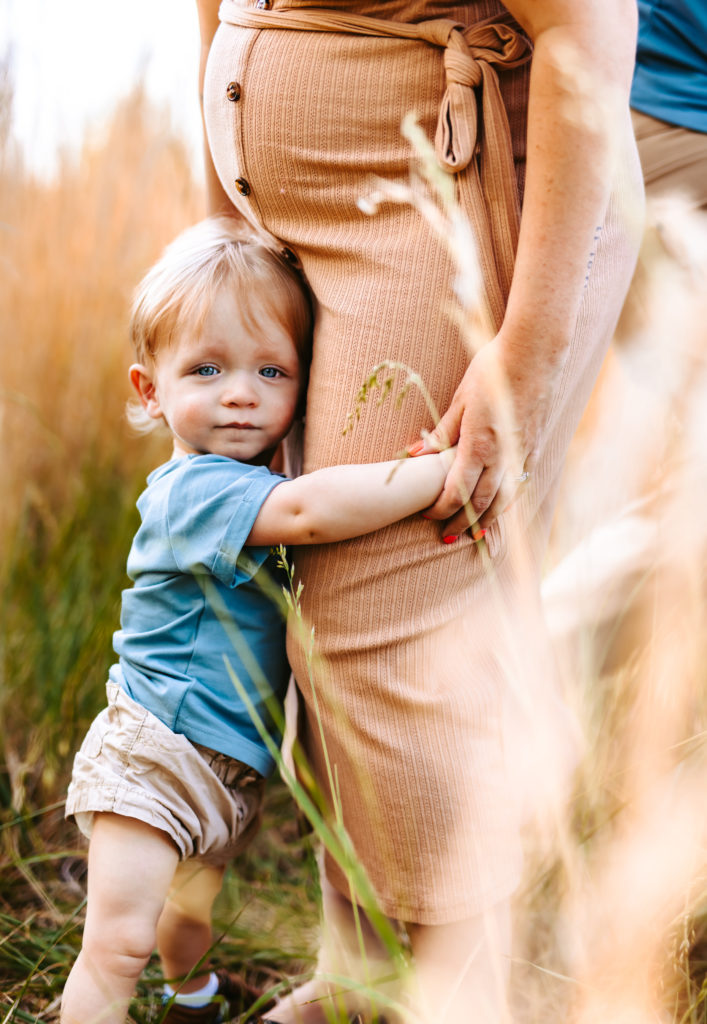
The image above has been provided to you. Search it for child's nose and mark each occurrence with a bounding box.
[222,373,258,406]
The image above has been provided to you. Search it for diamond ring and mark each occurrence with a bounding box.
[516,470,531,484]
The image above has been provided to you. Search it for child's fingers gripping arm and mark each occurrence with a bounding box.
[246,449,456,546]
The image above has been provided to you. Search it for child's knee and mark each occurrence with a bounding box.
[83,912,158,977]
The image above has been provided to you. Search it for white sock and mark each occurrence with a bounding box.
[164,970,219,1007]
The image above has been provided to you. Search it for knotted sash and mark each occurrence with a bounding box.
[218,0,531,330]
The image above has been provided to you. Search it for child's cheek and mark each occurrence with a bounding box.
[182,394,209,426]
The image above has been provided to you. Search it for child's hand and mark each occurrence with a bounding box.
[408,444,468,544]
[437,442,458,473]
[407,438,456,460]
[408,440,458,472]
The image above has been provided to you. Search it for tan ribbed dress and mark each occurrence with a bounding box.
[204,0,642,924]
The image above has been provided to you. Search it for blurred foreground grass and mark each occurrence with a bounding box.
[1,69,706,1023]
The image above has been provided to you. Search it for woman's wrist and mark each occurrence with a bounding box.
[493,324,570,388]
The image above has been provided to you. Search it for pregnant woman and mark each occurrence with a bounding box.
[196,1,642,1020]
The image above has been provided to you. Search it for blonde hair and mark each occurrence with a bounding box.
[127,216,313,431]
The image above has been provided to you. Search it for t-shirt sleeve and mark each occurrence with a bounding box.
[164,460,285,586]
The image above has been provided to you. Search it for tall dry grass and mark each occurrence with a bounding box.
[519,197,707,1023]
[0,79,203,799]
[0,80,201,551]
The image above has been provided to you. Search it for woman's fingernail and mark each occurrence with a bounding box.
[421,513,433,520]
[472,528,487,542]
[407,440,425,456]
[443,535,458,544]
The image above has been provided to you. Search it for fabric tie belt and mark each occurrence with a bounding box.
[217,0,532,330]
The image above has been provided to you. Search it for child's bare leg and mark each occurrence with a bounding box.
[407,899,512,1024]
[61,813,179,1024]
[156,860,225,993]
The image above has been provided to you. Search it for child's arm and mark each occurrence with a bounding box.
[246,451,455,546]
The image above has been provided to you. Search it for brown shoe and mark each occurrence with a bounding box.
[160,999,222,1024]
[251,1015,372,1024]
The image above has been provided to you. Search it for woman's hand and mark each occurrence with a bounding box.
[413,336,561,536]
[411,0,637,540]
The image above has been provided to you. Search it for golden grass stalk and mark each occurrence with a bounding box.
[0,83,203,568]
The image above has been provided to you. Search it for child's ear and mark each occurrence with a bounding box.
[129,364,162,420]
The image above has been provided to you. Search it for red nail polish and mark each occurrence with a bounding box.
[422,514,433,520]
[407,440,425,456]
[472,528,487,541]
[443,535,458,544]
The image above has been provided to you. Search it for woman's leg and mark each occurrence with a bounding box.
[156,860,225,993]
[271,874,404,1024]
[270,884,511,1024]
[407,899,512,1024]
[61,812,180,1024]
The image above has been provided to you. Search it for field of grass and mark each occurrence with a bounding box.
[1,75,706,1023]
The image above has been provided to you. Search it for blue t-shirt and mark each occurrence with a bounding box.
[109,454,288,777]
[631,0,707,133]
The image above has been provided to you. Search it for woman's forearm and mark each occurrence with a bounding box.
[498,1,638,374]
[247,451,453,546]
[415,1,638,532]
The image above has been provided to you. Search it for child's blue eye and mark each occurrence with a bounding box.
[195,365,219,377]
[260,366,281,379]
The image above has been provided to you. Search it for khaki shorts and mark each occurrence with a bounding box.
[632,108,707,209]
[66,683,266,866]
